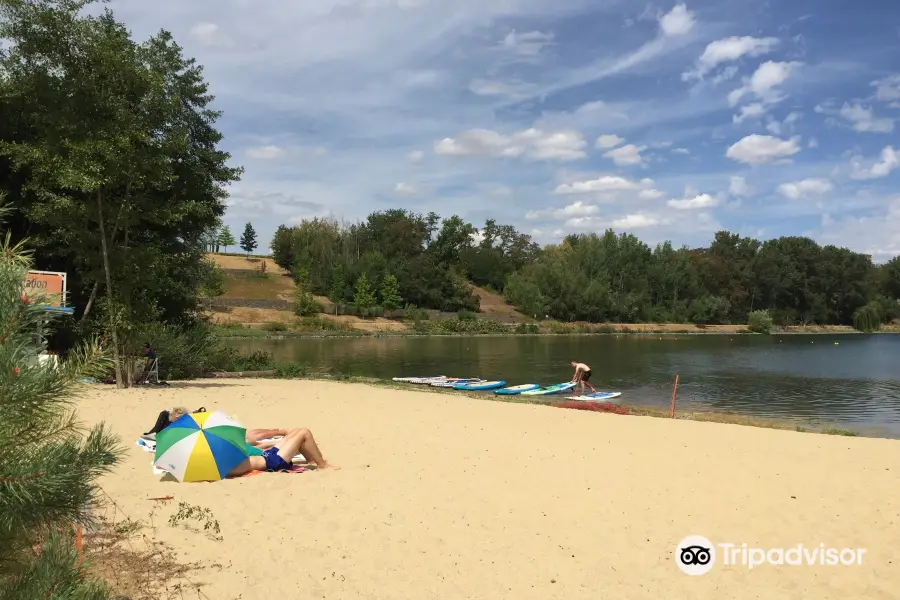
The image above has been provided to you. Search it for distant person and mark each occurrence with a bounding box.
[570,361,597,396]
[137,342,157,383]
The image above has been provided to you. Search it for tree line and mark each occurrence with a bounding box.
[270,210,540,314]
[272,214,900,329]
[0,0,242,385]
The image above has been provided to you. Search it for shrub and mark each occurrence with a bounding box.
[294,317,353,332]
[274,362,310,378]
[457,310,477,321]
[747,309,774,334]
[294,289,322,317]
[852,302,883,332]
[403,304,430,322]
[548,321,575,334]
[515,323,540,334]
[261,321,288,332]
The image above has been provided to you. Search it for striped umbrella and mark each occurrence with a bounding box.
[153,411,248,482]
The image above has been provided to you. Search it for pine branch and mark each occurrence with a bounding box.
[0,531,110,600]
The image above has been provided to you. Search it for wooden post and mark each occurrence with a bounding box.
[669,375,679,418]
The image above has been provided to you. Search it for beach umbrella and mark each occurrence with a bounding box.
[153,411,248,482]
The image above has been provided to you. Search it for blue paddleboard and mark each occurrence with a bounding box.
[454,380,506,391]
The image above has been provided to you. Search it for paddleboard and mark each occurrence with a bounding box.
[392,376,446,384]
[494,383,540,395]
[431,378,482,388]
[454,380,506,391]
[520,382,576,396]
[565,391,622,402]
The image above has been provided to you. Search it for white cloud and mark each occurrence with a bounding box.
[188,22,224,46]
[556,201,599,218]
[602,143,646,166]
[613,213,660,228]
[502,30,554,57]
[728,61,801,107]
[838,102,894,133]
[595,134,624,149]
[683,36,779,81]
[434,128,586,161]
[729,176,751,196]
[554,175,642,194]
[246,145,284,160]
[850,146,899,180]
[667,193,719,210]
[671,147,690,154]
[776,178,833,199]
[407,150,425,163]
[815,197,900,262]
[726,134,800,165]
[807,137,819,148]
[394,182,417,195]
[733,102,766,123]
[872,74,900,103]
[639,188,665,199]
[468,78,536,98]
[658,3,695,37]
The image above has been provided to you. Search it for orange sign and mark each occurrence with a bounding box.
[23,271,66,307]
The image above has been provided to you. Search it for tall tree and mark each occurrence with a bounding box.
[0,200,121,598]
[217,225,236,253]
[240,222,258,256]
[0,0,240,371]
[354,273,375,315]
[380,273,403,312]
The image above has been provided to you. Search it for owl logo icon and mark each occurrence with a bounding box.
[676,535,716,575]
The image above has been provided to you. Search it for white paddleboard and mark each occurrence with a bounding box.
[565,391,622,402]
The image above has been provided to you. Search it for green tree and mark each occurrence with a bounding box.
[218,225,236,253]
[380,273,403,312]
[0,0,240,372]
[747,309,773,334]
[240,222,258,256]
[0,200,121,598]
[328,266,346,313]
[354,273,376,316]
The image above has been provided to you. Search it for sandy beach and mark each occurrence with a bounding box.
[82,379,900,600]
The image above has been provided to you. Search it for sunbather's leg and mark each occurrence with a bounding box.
[245,428,288,445]
[276,428,339,470]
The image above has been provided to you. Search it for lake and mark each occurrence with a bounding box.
[227,333,900,437]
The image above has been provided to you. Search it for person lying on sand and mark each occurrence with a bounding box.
[145,410,293,450]
[229,428,340,474]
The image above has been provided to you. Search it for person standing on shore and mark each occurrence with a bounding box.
[570,361,597,396]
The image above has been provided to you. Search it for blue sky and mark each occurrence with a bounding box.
[107,0,900,260]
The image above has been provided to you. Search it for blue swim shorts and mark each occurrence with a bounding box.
[261,447,291,472]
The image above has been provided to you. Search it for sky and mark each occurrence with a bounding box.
[104,0,900,260]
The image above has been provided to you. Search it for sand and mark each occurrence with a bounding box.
[82,379,900,600]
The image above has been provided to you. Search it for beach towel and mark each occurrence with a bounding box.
[238,465,310,477]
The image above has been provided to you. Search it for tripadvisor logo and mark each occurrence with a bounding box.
[675,536,866,575]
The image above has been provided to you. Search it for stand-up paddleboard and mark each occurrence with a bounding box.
[431,378,482,388]
[494,383,540,395]
[520,382,576,396]
[393,376,447,384]
[565,391,622,401]
[454,380,506,391]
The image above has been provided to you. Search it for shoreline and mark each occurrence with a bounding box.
[191,373,885,439]
[83,378,900,599]
[214,326,894,340]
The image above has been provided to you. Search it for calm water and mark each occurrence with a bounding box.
[228,334,900,437]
